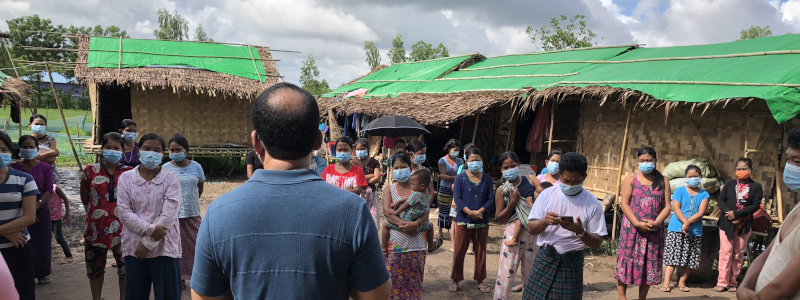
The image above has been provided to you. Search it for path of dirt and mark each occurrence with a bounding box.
[37,169,736,300]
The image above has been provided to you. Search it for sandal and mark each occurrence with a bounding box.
[679,286,690,292]
[660,286,671,292]
[714,285,728,292]
[467,249,474,255]
[38,277,51,284]
[478,284,491,293]
[60,257,73,264]
[729,286,737,292]
[511,284,523,293]
[448,283,459,292]
[428,237,443,253]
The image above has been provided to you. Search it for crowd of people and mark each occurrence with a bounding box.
[1,83,800,300]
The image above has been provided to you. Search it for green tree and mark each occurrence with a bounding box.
[153,9,189,40]
[739,25,773,40]
[194,24,214,42]
[388,34,406,64]
[526,15,601,51]
[299,53,332,96]
[363,40,381,70]
[409,41,450,61]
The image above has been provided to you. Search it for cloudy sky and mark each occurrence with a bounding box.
[3,0,800,87]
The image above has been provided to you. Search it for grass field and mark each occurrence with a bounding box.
[0,107,93,124]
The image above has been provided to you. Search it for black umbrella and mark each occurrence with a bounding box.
[362,115,430,138]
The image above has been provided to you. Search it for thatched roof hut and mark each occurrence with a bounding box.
[0,71,32,123]
[73,35,282,154]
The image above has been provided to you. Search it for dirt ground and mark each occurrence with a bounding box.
[36,168,736,300]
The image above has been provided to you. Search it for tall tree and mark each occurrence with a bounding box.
[409,41,450,61]
[526,14,601,51]
[153,9,189,40]
[363,40,381,70]
[299,53,331,96]
[740,25,773,40]
[195,24,214,42]
[388,34,406,64]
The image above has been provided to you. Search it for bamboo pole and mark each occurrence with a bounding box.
[117,36,123,83]
[489,44,641,59]
[44,61,83,170]
[21,46,282,61]
[612,106,632,240]
[541,80,800,88]
[775,153,784,223]
[505,100,518,152]
[690,117,724,181]
[3,38,22,138]
[435,72,579,81]
[247,44,265,90]
[471,114,480,144]
[744,108,751,158]
[588,165,619,171]
[547,101,556,154]
[459,118,465,141]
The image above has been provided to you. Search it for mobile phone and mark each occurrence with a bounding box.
[560,216,574,223]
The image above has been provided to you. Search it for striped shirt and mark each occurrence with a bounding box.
[0,169,40,248]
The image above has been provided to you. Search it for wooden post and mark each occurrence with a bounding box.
[690,117,724,181]
[44,61,83,170]
[547,101,555,154]
[3,38,22,137]
[775,152,784,223]
[612,106,632,240]
[471,114,480,144]
[744,108,751,158]
[459,119,465,141]
[505,101,518,152]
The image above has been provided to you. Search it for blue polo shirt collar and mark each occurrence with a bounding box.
[250,168,323,185]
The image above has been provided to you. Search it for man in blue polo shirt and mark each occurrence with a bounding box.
[191,83,390,300]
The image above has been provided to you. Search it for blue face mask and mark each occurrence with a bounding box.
[686,177,701,188]
[20,148,38,160]
[638,162,656,174]
[336,152,351,163]
[413,154,426,165]
[355,150,368,159]
[0,153,11,169]
[503,167,519,181]
[170,152,186,162]
[560,182,583,196]
[31,125,46,135]
[393,168,411,183]
[139,151,163,170]
[468,161,483,173]
[123,132,138,142]
[547,161,559,175]
[103,150,122,163]
[784,162,800,191]
[451,151,460,158]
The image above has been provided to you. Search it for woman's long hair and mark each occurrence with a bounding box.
[637,146,664,191]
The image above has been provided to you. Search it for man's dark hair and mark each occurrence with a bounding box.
[789,129,800,150]
[559,152,588,177]
[252,82,320,160]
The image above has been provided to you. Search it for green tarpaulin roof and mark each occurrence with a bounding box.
[87,37,270,82]
[327,35,800,123]
[0,71,10,85]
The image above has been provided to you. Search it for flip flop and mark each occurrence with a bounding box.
[714,286,728,292]
[511,284,523,293]
[428,237,443,253]
[59,258,73,265]
[660,286,671,292]
[467,249,474,255]
[728,286,737,292]
[38,277,51,284]
[448,283,459,292]
[478,284,491,293]
[679,286,690,292]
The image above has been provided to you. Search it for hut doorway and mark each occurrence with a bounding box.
[97,84,132,135]
[524,101,582,172]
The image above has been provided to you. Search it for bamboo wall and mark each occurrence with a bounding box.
[130,85,254,146]
[579,100,792,216]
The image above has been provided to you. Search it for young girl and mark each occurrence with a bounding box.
[662,165,710,293]
[117,133,182,300]
[118,119,140,168]
[382,169,435,253]
[538,148,562,185]
[81,132,133,300]
[352,138,381,228]
[321,137,367,195]
[0,131,39,300]
[11,135,54,284]
[49,187,73,264]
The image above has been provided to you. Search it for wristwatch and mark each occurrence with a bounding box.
[576,227,586,238]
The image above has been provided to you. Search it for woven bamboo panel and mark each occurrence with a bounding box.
[580,100,783,204]
[130,85,253,146]
[781,116,800,215]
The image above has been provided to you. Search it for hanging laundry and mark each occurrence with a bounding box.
[344,88,368,98]
[526,102,551,153]
[344,115,349,136]
[352,113,358,129]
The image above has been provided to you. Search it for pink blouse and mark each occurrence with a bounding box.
[116,166,182,258]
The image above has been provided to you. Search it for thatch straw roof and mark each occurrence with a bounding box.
[73,35,280,99]
[0,75,33,106]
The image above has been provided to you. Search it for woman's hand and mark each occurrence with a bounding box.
[634,220,654,233]
[681,222,691,234]
[151,225,168,241]
[510,188,520,205]
[400,221,419,236]
[726,211,736,220]
[2,232,27,248]
[467,209,483,221]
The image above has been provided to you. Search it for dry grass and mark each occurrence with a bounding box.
[0,77,34,106]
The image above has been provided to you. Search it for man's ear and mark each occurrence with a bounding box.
[313,130,323,152]
[252,130,263,156]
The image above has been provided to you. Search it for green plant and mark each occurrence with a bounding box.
[591,239,619,256]
[55,153,95,167]
[57,128,91,136]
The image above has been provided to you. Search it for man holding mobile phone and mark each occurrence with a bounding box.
[524,152,607,299]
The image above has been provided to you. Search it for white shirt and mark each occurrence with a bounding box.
[528,186,607,254]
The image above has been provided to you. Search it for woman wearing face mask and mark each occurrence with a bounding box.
[385,139,407,182]
[118,119,140,168]
[11,135,54,285]
[437,139,463,242]
[449,147,494,293]
[162,134,205,289]
[714,158,762,293]
[80,132,132,300]
[116,133,182,300]
[321,137,367,195]
[29,114,60,184]
[615,146,672,300]
[538,148,562,185]
[352,138,382,228]
[0,131,39,300]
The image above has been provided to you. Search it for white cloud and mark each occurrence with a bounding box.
[598,0,638,24]
[441,9,459,27]
[484,26,534,54]
[780,0,800,23]
[134,20,153,35]
[0,0,30,13]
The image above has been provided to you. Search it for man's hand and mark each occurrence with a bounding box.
[135,242,149,260]
[737,287,760,300]
[544,212,562,226]
[560,216,584,234]
[2,232,27,248]
[726,211,736,220]
[151,225,168,240]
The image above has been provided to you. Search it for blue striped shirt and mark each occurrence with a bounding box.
[0,168,40,248]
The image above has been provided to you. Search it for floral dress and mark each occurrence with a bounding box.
[614,172,665,286]
[80,163,133,249]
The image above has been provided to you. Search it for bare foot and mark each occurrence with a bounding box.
[504,239,519,246]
